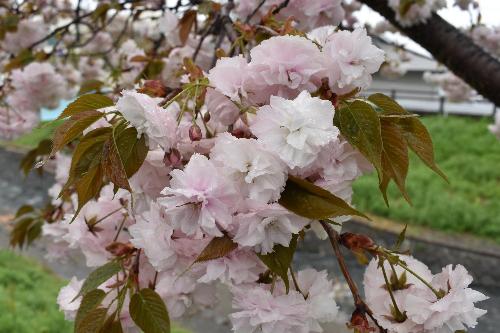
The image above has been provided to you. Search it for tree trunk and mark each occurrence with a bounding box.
[359,0,500,107]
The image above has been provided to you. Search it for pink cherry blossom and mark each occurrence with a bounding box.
[129,202,177,271]
[198,247,266,285]
[323,28,385,94]
[158,154,240,237]
[205,88,241,126]
[210,133,287,203]
[233,202,309,254]
[230,284,311,333]
[207,55,249,101]
[9,62,68,110]
[250,91,339,169]
[116,90,178,150]
[246,35,325,103]
[57,277,83,320]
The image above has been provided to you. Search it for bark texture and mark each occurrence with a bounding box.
[359,0,500,107]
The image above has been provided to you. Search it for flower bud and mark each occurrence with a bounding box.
[163,148,182,167]
[340,232,375,252]
[347,309,375,333]
[105,242,135,257]
[189,124,203,141]
[203,112,211,123]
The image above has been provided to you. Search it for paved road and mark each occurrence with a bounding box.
[0,148,498,333]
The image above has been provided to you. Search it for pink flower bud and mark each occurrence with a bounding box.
[163,148,182,167]
[189,124,203,141]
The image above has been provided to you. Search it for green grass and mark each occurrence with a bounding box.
[0,250,71,333]
[0,250,191,333]
[353,115,500,242]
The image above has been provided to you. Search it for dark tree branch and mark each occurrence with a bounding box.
[272,0,290,15]
[359,0,500,107]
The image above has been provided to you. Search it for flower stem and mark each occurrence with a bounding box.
[380,259,406,322]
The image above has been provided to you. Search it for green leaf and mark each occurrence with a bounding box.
[75,289,107,331]
[78,79,105,96]
[399,0,425,16]
[73,164,104,220]
[91,3,111,24]
[102,126,147,190]
[15,205,34,218]
[58,94,113,120]
[279,175,367,220]
[3,49,34,71]
[336,100,383,179]
[75,307,108,333]
[379,118,411,204]
[67,127,112,185]
[74,261,121,301]
[130,288,171,333]
[137,60,165,81]
[394,224,408,251]
[257,235,298,293]
[99,314,124,333]
[50,110,104,157]
[368,93,447,181]
[195,235,238,262]
[19,139,52,176]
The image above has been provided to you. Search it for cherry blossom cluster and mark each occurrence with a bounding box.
[2,1,490,333]
[388,0,446,27]
[364,255,488,333]
[423,71,475,102]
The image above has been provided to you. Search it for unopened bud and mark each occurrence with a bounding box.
[340,232,375,252]
[105,242,135,257]
[189,124,203,141]
[347,309,375,333]
[163,148,182,167]
[138,80,168,97]
[203,112,211,123]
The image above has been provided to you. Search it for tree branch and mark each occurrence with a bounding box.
[359,0,500,107]
[320,221,387,333]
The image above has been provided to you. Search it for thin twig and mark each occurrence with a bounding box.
[245,0,267,23]
[272,0,290,15]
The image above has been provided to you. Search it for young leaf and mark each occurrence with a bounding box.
[178,10,197,45]
[50,110,104,156]
[336,100,383,178]
[102,126,147,191]
[3,48,34,71]
[99,315,124,333]
[67,127,111,181]
[74,261,121,301]
[379,118,411,204]
[19,139,52,176]
[78,79,105,96]
[130,288,171,333]
[73,164,104,220]
[278,175,367,220]
[58,94,114,119]
[257,235,298,293]
[75,289,107,331]
[394,224,408,251]
[75,307,108,333]
[195,235,238,262]
[368,93,447,181]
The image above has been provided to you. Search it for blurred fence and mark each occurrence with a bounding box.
[362,88,497,117]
